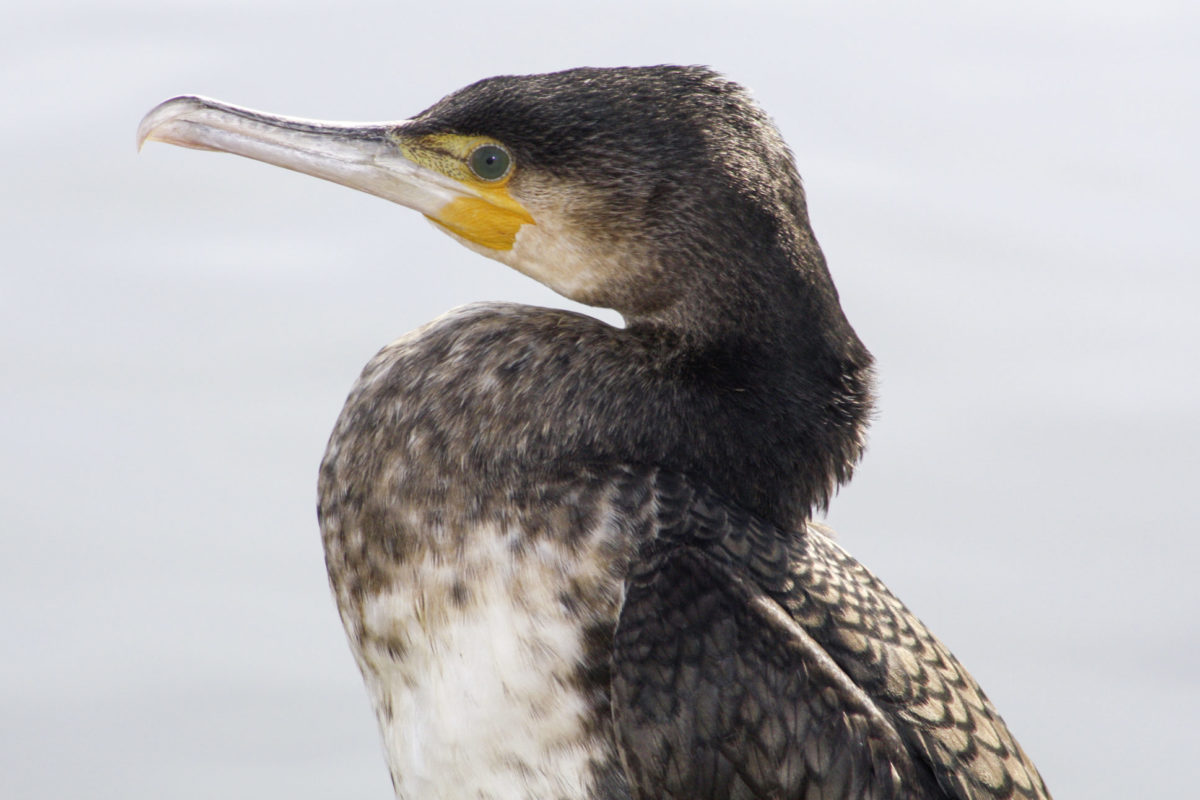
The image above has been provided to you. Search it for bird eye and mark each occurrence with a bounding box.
[468,144,512,181]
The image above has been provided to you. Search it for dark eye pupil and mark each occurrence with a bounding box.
[470,145,510,180]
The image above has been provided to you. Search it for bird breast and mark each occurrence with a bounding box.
[348,520,628,800]
[317,305,646,798]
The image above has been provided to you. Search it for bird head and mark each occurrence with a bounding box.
[139,66,821,329]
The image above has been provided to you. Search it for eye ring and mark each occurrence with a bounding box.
[468,143,513,182]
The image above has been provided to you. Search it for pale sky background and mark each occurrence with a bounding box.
[2,1,1197,798]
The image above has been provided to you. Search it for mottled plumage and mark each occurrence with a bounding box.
[139,65,1051,800]
[317,304,1047,800]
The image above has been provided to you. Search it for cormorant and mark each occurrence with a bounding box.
[138,66,1050,800]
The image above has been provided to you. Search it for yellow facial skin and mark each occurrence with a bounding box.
[396,133,535,250]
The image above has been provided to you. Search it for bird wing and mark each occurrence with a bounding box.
[611,472,1049,800]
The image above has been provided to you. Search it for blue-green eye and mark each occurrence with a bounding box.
[469,144,512,181]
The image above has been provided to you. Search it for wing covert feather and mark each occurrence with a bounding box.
[613,544,935,800]
[610,471,1049,800]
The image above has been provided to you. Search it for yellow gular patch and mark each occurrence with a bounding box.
[399,133,536,251]
[431,186,535,251]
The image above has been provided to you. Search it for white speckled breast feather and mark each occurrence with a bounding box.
[348,520,628,800]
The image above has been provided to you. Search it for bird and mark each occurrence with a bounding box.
[138,65,1051,800]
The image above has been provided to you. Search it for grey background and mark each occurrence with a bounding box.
[3,1,1197,798]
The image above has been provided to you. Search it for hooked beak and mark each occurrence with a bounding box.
[137,95,476,221]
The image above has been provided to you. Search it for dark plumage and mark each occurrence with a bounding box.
[400,68,873,524]
[139,65,1050,800]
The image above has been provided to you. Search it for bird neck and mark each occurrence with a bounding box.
[617,245,874,528]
